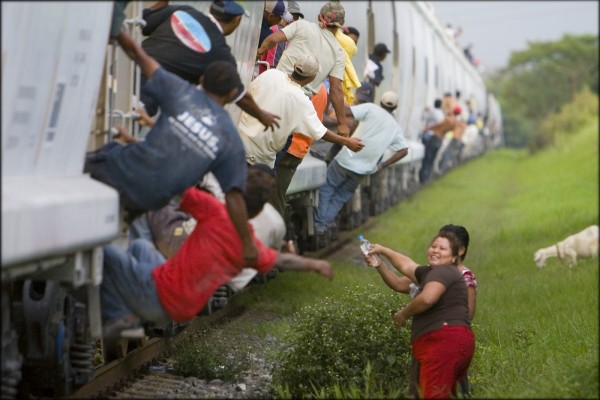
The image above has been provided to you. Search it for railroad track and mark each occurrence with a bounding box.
[69,307,237,399]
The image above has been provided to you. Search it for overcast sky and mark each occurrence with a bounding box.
[430,1,599,73]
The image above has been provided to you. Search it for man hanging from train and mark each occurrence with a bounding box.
[256,1,353,218]
[364,43,391,89]
[238,54,364,172]
[85,28,260,265]
[313,91,409,246]
[419,105,462,184]
[100,165,334,339]
[138,0,280,131]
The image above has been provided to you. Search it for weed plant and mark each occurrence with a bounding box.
[271,284,412,398]
[171,327,251,382]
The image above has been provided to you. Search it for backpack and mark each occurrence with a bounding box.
[147,202,196,258]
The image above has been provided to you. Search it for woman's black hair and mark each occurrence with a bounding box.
[439,224,469,261]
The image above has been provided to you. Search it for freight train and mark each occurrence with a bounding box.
[1,1,503,397]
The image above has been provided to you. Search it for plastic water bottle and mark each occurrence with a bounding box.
[149,365,167,372]
[409,283,420,298]
[358,235,380,267]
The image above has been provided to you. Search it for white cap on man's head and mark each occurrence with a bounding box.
[381,91,399,108]
[293,55,320,77]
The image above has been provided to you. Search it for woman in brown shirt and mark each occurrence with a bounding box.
[365,231,475,399]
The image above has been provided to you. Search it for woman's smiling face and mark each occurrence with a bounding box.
[427,236,454,266]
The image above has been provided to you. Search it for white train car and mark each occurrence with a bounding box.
[2,2,120,397]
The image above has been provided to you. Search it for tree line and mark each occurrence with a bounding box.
[487,34,598,151]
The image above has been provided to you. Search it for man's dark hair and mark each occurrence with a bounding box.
[210,0,238,23]
[439,224,470,261]
[244,164,276,218]
[291,70,309,81]
[434,99,442,108]
[346,26,359,38]
[202,61,242,97]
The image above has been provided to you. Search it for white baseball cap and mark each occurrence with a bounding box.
[381,91,399,108]
[293,55,320,77]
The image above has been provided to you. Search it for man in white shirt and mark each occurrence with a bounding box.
[313,91,409,238]
[238,55,364,169]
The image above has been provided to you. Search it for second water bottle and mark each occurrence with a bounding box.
[358,235,381,267]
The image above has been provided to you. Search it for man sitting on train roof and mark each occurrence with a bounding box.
[138,0,279,131]
[238,54,364,170]
[313,91,409,245]
[100,165,334,339]
[85,29,261,265]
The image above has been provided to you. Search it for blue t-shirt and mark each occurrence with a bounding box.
[104,68,247,211]
[335,103,408,175]
[259,19,273,49]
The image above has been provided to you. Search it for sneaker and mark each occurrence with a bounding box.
[103,314,142,339]
[120,327,146,339]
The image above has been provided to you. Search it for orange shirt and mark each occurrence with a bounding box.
[286,83,328,158]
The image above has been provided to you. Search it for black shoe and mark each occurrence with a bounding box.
[315,233,328,249]
[330,223,339,241]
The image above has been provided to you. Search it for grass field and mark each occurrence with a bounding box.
[229,119,599,398]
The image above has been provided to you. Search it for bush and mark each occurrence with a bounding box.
[544,86,599,135]
[529,86,598,153]
[171,327,251,382]
[272,284,412,398]
[527,130,554,154]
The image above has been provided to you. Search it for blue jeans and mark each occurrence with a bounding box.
[438,138,464,173]
[419,135,442,184]
[313,160,365,234]
[101,239,170,325]
[128,214,153,243]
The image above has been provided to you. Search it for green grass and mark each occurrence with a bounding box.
[229,118,599,398]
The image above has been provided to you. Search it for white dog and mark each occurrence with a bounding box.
[534,225,599,268]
